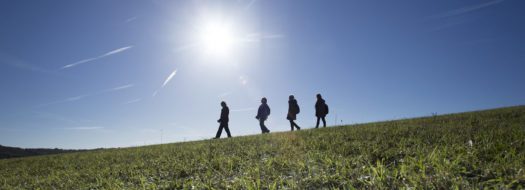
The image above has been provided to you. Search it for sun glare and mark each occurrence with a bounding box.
[199,21,237,57]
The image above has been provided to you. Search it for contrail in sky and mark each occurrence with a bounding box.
[430,0,504,19]
[125,16,138,23]
[61,46,133,69]
[153,69,177,97]
[0,52,51,73]
[123,98,142,105]
[37,84,134,107]
[110,84,134,91]
[162,70,178,87]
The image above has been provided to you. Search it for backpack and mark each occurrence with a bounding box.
[295,104,300,114]
[324,104,329,114]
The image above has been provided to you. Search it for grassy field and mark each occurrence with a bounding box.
[1,106,524,189]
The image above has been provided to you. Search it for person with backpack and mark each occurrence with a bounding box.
[287,95,301,131]
[255,97,271,133]
[315,93,329,128]
[214,101,232,139]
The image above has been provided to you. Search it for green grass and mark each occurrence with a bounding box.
[1,106,525,189]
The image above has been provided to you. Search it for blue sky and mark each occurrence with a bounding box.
[1,0,524,149]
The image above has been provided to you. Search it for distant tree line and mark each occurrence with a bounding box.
[0,145,85,159]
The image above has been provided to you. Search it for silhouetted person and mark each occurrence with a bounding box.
[214,101,231,139]
[255,97,271,133]
[315,94,329,128]
[287,95,301,131]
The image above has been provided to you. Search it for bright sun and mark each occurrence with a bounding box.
[199,21,237,57]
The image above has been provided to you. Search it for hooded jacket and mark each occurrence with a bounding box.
[256,103,271,121]
[287,99,300,120]
[315,98,328,117]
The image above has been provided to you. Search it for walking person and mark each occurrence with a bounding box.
[255,97,271,133]
[315,94,329,128]
[287,95,301,131]
[214,101,231,139]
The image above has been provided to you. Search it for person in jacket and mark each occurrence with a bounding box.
[255,97,271,133]
[214,101,231,138]
[287,95,301,131]
[315,94,329,128]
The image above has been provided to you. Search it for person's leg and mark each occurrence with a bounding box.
[322,117,326,127]
[293,121,301,130]
[260,119,270,133]
[259,119,265,133]
[223,123,232,137]
[215,124,224,138]
[316,117,320,128]
[289,120,294,131]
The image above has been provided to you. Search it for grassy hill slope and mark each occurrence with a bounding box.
[1,106,524,189]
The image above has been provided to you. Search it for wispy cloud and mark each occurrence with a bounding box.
[64,126,104,130]
[111,84,134,91]
[125,16,138,23]
[430,0,504,19]
[37,94,90,107]
[61,46,133,69]
[34,111,78,124]
[153,69,177,97]
[218,92,232,99]
[123,98,142,105]
[65,95,89,102]
[0,51,51,73]
[37,83,134,107]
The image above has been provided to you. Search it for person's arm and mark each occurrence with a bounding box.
[218,108,224,122]
[255,106,260,119]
